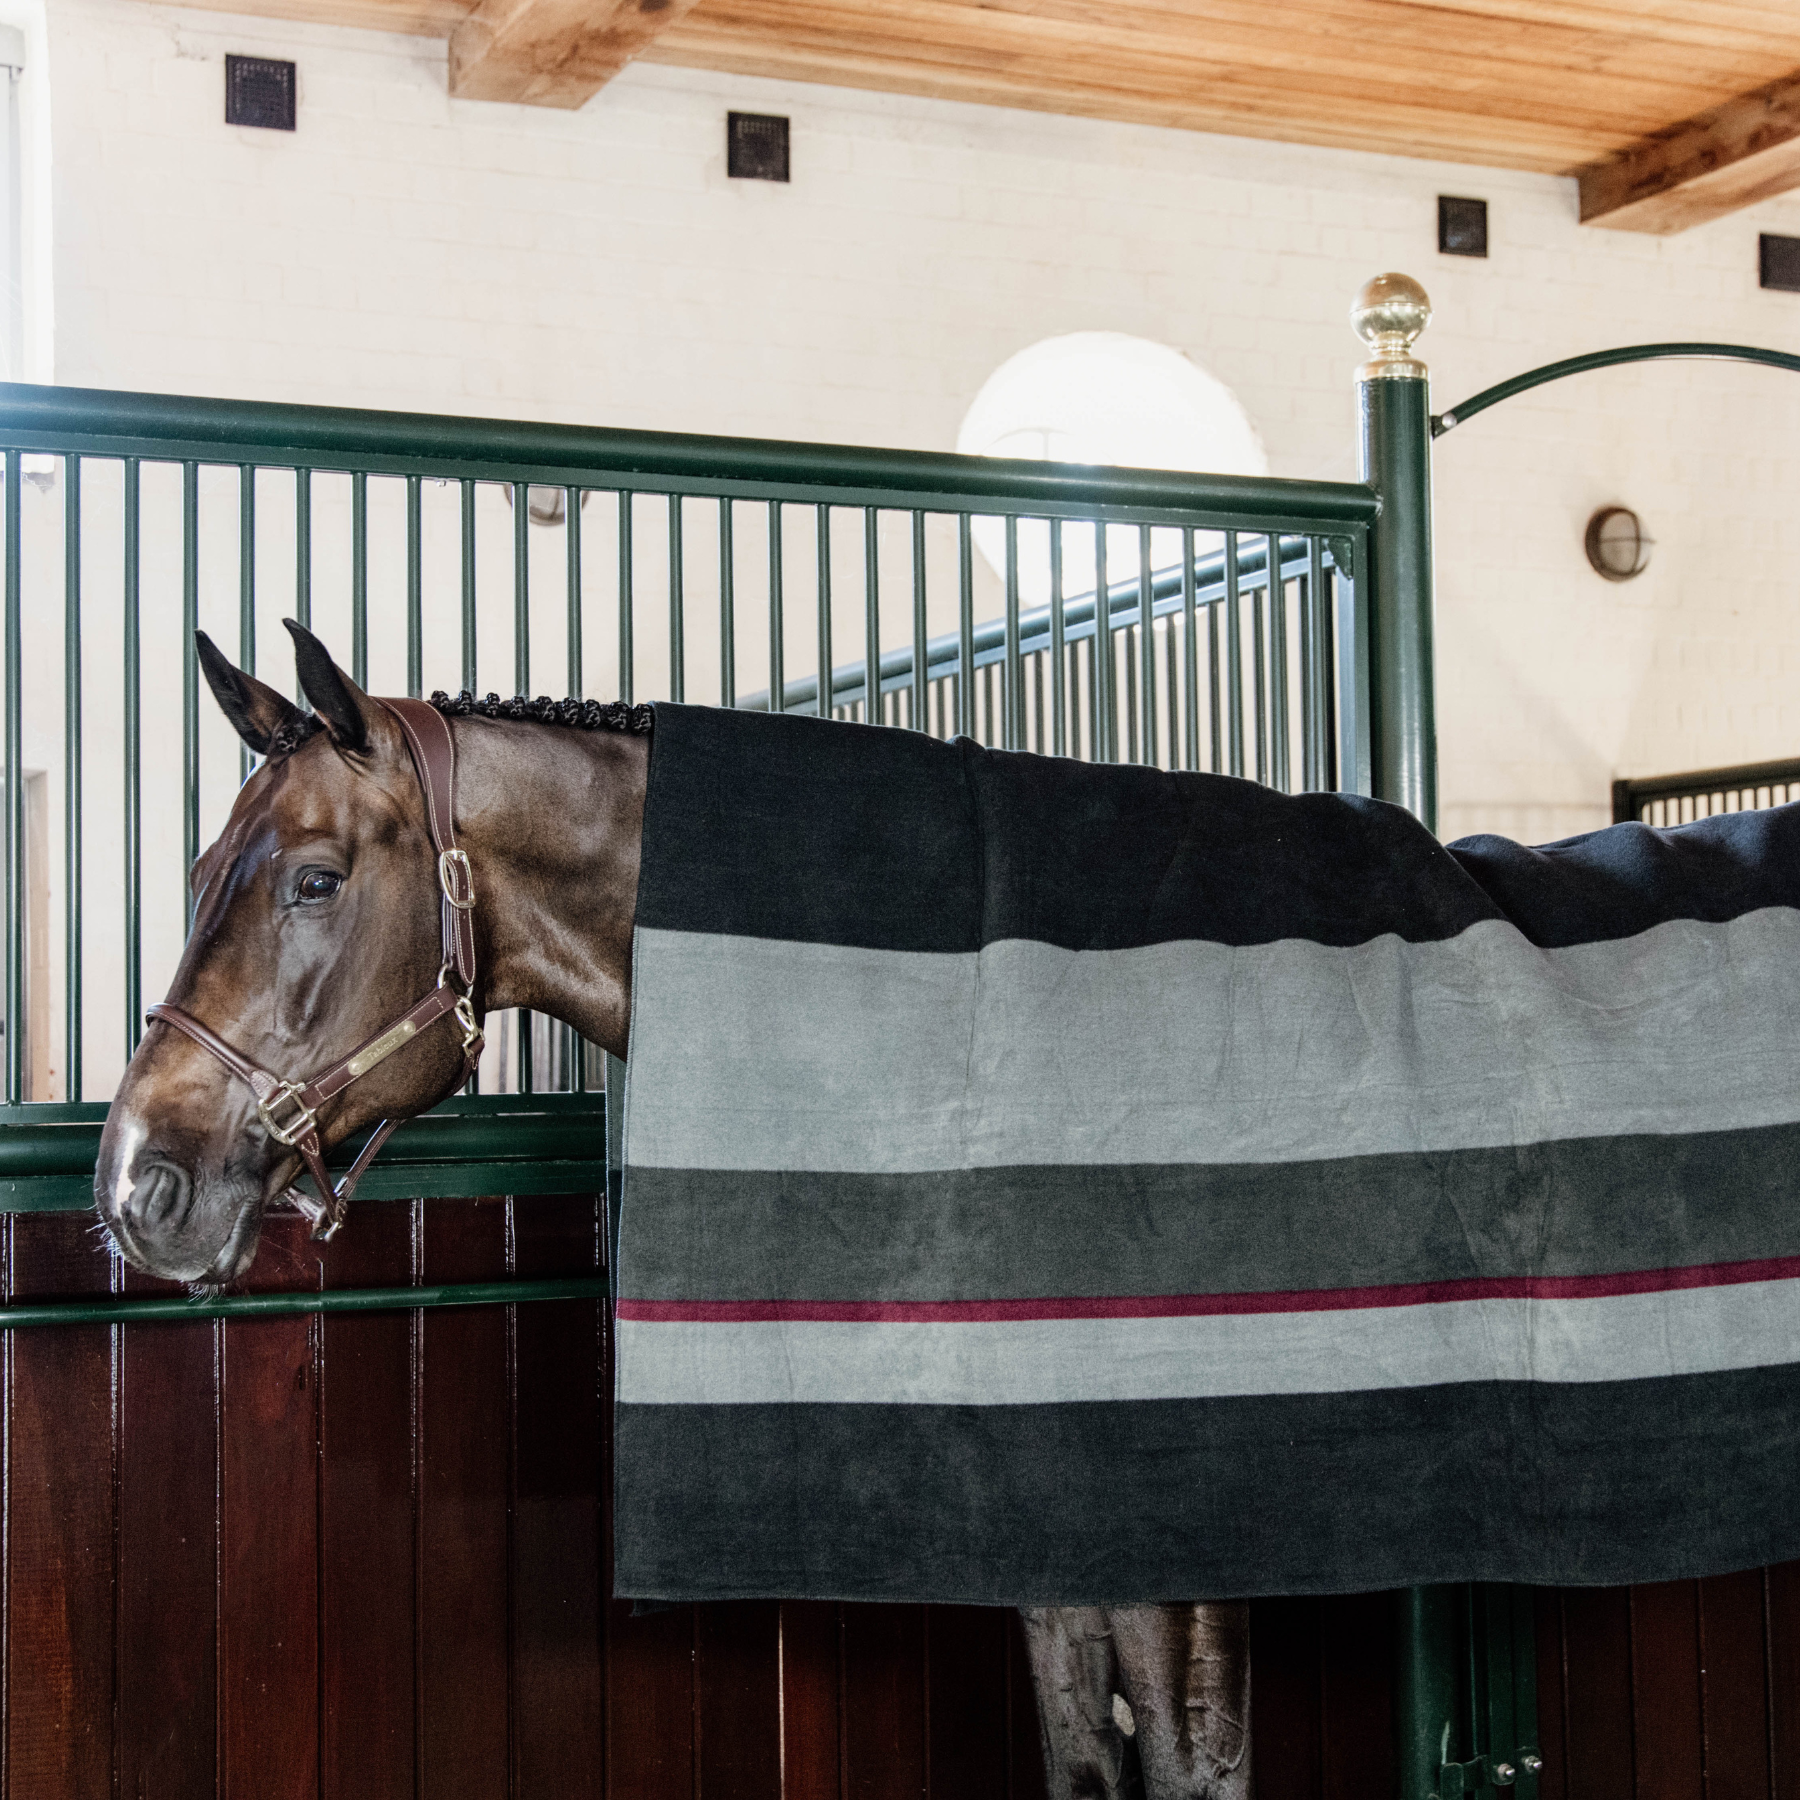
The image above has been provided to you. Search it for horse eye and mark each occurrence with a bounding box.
[296,870,343,903]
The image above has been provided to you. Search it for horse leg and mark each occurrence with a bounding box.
[1109,1601,1251,1800]
[1019,1606,1138,1799]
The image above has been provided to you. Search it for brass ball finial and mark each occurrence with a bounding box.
[1352,273,1431,380]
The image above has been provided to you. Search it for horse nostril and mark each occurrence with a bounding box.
[130,1161,193,1234]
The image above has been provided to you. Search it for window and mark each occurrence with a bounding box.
[957,332,1266,604]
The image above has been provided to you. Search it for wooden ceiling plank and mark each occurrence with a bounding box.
[658,0,1725,145]
[643,40,1592,168]
[674,0,1784,128]
[645,22,1617,167]
[1580,66,1800,230]
[448,0,707,105]
[119,0,474,36]
[1390,0,1800,50]
[891,0,1800,92]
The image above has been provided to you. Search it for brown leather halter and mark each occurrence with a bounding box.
[145,697,485,1241]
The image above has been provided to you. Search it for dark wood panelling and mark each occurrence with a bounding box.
[511,1195,605,1798]
[7,1194,1800,1799]
[418,1197,510,1800]
[117,1264,219,1798]
[696,1602,783,1798]
[840,1601,927,1800]
[925,1605,1009,1800]
[1251,1596,1324,1800]
[1534,1592,1569,1800]
[1006,1610,1049,1800]
[1562,1586,1637,1800]
[605,1600,695,1791]
[319,1198,418,1800]
[1699,1568,1771,1799]
[1319,1592,1393,1800]
[1632,1581,1706,1799]
[1772,1563,1800,1800]
[6,1213,115,1800]
[781,1600,843,1800]
[220,1213,320,1800]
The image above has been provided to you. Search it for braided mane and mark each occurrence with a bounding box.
[429,690,654,734]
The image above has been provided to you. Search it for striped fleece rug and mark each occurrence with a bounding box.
[613,702,1800,1605]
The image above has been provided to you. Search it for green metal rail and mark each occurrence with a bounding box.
[0,382,1380,526]
[0,1275,606,1330]
[1433,341,1800,436]
[0,1092,609,1211]
[1613,753,1800,825]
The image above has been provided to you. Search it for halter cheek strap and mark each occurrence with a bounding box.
[145,697,485,1241]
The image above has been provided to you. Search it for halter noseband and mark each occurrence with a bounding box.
[145,697,485,1241]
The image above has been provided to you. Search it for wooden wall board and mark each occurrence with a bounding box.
[1698,1568,1773,1799]
[5,1216,116,1800]
[219,1219,321,1800]
[116,1272,219,1800]
[511,1195,605,1797]
[4,1196,1800,1795]
[417,1198,510,1800]
[1628,1581,1706,1798]
[318,1200,419,1800]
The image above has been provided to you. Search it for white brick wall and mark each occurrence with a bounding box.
[39,0,1800,853]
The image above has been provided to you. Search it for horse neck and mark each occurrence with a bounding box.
[451,717,649,1058]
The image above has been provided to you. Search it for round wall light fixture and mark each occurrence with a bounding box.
[1585,506,1652,582]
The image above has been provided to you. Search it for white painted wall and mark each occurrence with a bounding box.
[21,0,1800,1093]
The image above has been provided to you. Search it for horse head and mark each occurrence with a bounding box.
[95,624,482,1283]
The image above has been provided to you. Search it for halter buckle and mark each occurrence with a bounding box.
[257,1080,318,1148]
[438,848,476,910]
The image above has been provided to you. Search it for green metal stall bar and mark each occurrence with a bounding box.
[0,1276,607,1330]
[1354,274,1541,1800]
[1383,291,1800,1800]
[0,1091,611,1332]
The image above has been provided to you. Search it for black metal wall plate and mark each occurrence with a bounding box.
[1438,196,1488,258]
[225,54,296,131]
[728,112,790,182]
[1760,234,1800,293]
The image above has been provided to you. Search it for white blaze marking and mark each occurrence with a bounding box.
[110,1118,147,1219]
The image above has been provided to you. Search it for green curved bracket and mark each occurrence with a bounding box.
[1432,342,1800,438]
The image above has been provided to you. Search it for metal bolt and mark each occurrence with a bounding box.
[1492,1764,1516,1786]
[1521,1754,1543,1774]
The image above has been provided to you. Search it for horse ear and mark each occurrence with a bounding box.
[284,619,375,756]
[195,631,301,756]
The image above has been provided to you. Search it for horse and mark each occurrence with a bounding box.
[94,622,1249,1800]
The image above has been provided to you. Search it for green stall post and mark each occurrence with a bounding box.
[1352,274,1541,1800]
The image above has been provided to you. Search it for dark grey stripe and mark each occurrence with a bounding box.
[613,1365,1800,1604]
[619,1117,1800,1301]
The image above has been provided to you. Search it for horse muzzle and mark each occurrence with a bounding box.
[94,1113,266,1284]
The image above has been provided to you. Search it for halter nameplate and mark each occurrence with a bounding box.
[346,1017,418,1078]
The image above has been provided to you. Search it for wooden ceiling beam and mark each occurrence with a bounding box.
[448,0,706,106]
[1579,67,1800,231]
